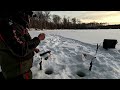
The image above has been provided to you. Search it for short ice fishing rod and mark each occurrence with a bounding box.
[40,51,51,60]
[39,50,51,70]
[89,43,101,71]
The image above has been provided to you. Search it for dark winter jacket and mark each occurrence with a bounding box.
[0,18,40,79]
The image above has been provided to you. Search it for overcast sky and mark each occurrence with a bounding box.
[50,11,120,24]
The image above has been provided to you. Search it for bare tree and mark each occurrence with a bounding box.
[35,11,51,29]
[44,11,51,21]
[72,17,76,24]
[43,11,51,29]
[62,16,67,28]
[52,15,61,24]
[35,11,44,29]
[77,19,81,24]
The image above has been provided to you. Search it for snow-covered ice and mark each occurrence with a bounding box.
[29,29,120,79]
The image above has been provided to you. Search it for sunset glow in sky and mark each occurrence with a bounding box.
[50,11,120,25]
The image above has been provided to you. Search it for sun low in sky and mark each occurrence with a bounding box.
[50,11,120,25]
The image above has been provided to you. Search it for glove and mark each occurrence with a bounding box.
[38,33,45,40]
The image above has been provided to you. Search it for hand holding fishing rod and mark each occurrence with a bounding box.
[34,33,51,70]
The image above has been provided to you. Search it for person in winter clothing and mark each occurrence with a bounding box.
[0,11,45,79]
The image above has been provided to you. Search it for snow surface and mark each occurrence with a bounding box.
[29,29,120,79]
[1,29,120,79]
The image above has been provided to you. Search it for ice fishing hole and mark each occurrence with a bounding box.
[45,68,54,75]
[76,71,86,77]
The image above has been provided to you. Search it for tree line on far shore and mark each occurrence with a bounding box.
[29,11,120,30]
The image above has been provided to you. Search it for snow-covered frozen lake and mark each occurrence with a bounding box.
[29,29,120,79]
